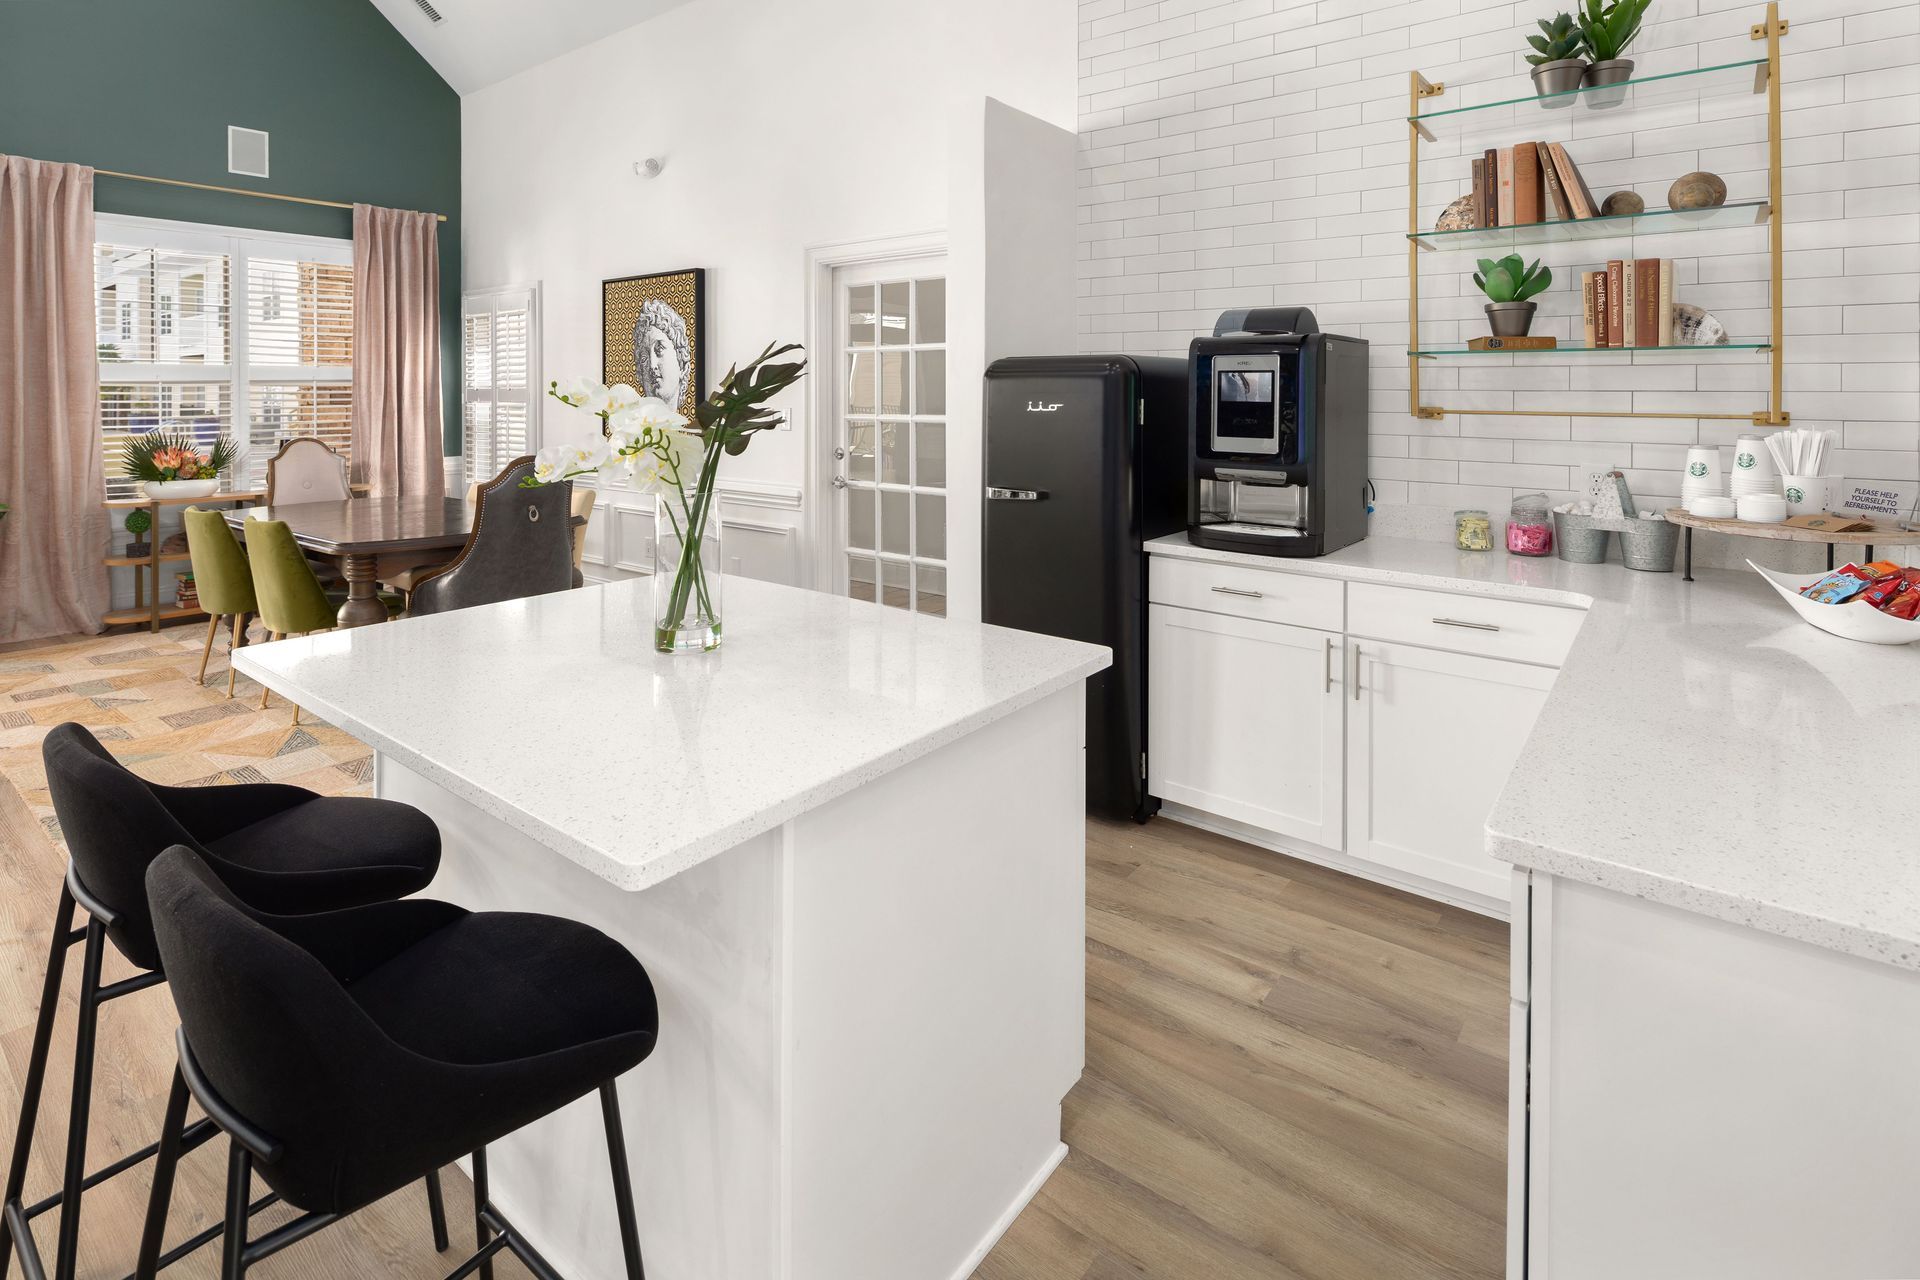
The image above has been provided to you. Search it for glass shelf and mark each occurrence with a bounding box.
[1411,59,1768,145]
[1410,199,1769,251]
[1411,342,1771,358]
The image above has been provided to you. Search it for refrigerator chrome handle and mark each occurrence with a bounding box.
[985,487,1047,501]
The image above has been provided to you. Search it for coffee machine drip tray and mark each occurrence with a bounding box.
[1202,521,1312,539]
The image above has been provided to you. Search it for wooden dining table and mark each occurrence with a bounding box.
[225,496,473,628]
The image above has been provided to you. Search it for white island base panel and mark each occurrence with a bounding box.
[378,685,1086,1280]
[1519,872,1920,1278]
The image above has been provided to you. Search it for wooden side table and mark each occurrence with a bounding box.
[101,491,262,633]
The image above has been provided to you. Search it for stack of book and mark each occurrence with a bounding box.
[1581,259,1674,349]
[174,572,199,611]
[1468,142,1601,228]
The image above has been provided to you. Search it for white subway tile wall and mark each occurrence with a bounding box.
[1076,0,1920,517]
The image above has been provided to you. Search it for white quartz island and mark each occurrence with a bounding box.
[235,576,1110,1280]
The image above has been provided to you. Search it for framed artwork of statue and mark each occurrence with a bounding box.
[602,268,706,423]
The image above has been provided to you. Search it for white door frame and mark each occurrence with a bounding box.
[801,229,946,592]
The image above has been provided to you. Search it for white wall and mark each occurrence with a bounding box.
[462,0,1078,600]
[1074,0,1920,523]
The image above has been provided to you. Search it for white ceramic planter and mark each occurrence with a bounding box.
[142,479,221,500]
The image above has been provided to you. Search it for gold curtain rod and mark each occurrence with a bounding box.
[94,168,448,223]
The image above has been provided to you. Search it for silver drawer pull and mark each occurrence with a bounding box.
[1433,617,1500,632]
[1211,586,1264,599]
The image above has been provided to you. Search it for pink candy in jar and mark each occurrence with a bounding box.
[1507,494,1554,557]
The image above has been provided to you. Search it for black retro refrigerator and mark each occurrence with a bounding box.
[982,356,1187,821]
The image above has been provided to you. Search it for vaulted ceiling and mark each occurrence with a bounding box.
[366,0,695,95]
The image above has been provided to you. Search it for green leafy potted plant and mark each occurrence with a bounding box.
[123,507,153,557]
[122,429,237,499]
[1527,13,1587,103]
[1474,255,1554,337]
[1578,0,1652,104]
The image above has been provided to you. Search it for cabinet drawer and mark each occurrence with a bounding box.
[1149,555,1343,632]
[1348,581,1583,667]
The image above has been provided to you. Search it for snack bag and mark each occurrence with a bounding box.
[1800,564,1879,604]
[1861,572,1916,611]
[1877,584,1920,621]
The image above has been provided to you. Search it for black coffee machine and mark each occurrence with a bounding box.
[1187,307,1369,558]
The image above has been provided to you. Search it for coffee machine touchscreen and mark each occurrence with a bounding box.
[1211,358,1281,455]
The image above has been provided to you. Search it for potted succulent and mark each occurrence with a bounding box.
[123,507,153,558]
[122,428,236,499]
[1527,13,1587,103]
[1579,0,1652,105]
[1474,254,1554,337]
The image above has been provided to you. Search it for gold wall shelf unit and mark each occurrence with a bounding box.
[1406,2,1790,426]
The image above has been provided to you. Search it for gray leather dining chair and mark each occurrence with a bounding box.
[408,457,575,617]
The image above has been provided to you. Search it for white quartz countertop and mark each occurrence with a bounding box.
[1147,534,1920,970]
[235,577,1110,891]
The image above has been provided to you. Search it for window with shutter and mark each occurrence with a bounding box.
[94,215,353,500]
[461,286,540,487]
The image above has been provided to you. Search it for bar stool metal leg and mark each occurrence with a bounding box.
[50,920,107,1280]
[220,1144,253,1280]
[0,887,78,1280]
[599,1082,646,1280]
[135,1069,192,1280]
[472,1146,492,1280]
[425,1170,450,1252]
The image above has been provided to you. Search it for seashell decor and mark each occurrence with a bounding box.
[1672,303,1730,346]
[1668,171,1728,210]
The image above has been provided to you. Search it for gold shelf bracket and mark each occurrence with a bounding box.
[1753,410,1792,426]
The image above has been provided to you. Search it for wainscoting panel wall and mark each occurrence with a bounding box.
[1074,0,1919,517]
[579,479,805,588]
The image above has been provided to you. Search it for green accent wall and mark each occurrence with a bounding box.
[0,0,463,452]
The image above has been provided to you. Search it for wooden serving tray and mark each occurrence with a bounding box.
[1663,508,1920,546]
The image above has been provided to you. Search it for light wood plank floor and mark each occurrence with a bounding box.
[0,627,1506,1279]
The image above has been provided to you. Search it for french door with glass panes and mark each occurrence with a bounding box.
[829,260,947,616]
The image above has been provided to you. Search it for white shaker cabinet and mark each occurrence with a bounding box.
[1346,639,1556,903]
[1147,603,1345,851]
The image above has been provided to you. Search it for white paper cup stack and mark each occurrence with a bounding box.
[1729,434,1782,500]
[1681,446,1726,511]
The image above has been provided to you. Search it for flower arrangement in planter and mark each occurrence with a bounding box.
[1474,255,1553,336]
[1526,13,1587,102]
[122,430,237,499]
[531,341,806,654]
[1577,0,1652,101]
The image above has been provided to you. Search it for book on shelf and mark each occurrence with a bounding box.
[1635,259,1662,346]
[1514,141,1542,225]
[1497,146,1515,227]
[1593,269,1610,347]
[1622,259,1637,346]
[1541,149,1574,221]
[1471,156,1486,228]
[1582,272,1599,348]
[1658,259,1675,346]
[1606,260,1625,347]
[1467,335,1558,351]
[1546,143,1598,219]
[1482,148,1498,226]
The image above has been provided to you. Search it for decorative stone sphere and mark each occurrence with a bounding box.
[1435,193,1477,232]
[1668,171,1728,210]
[1601,190,1645,217]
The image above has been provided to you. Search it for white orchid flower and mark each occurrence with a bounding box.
[607,382,642,409]
[531,444,575,484]
[563,439,612,473]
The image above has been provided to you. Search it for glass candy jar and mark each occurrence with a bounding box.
[1455,509,1493,552]
[1506,493,1554,557]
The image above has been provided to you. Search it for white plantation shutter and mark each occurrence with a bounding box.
[242,246,355,490]
[462,286,539,486]
[94,235,235,500]
[94,216,354,499]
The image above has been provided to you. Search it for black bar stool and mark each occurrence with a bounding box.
[1,723,447,1280]
[140,846,658,1280]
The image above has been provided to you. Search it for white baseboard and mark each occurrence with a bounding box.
[947,1141,1068,1280]
[1158,804,1509,920]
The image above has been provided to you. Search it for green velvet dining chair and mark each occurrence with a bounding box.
[243,517,341,724]
[182,508,257,698]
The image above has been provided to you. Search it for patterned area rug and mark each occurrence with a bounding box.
[0,626,371,849]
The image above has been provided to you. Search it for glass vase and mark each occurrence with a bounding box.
[653,480,722,654]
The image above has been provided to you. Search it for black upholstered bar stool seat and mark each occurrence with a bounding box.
[143,847,658,1280]
[0,723,445,1280]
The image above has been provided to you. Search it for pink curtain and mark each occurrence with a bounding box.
[0,156,108,643]
[350,204,444,499]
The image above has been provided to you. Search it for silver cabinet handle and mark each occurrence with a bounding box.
[1433,617,1500,632]
[1324,635,1334,693]
[1210,586,1264,599]
[1351,642,1362,701]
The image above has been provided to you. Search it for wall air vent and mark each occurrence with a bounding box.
[227,127,269,179]
[412,0,446,23]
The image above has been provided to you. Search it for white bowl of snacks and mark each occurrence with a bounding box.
[1749,560,1920,645]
